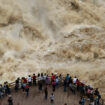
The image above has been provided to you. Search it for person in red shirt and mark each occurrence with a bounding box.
[25,84,29,96]
[32,74,36,86]
[23,78,27,83]
[76,79,80,91]
[51,73,55,83]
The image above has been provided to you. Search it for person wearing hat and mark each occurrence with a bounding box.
[8,95,13,105]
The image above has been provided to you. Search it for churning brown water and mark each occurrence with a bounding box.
[0,0,105,99]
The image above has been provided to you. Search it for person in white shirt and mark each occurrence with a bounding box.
[50,93,54,103]
[38,74,42,81]
[38,73,43,91]
[73,76,77,84]
[27,75,32,86]
[43,73,47,84]
[56,77,59,88]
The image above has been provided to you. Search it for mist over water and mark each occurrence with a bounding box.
[0,0,105,99]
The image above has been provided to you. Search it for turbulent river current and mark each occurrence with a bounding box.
[0,0,105,99]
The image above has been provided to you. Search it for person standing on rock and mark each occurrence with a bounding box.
[51,73,55,83]
[52,80,56,92]
[32,74,36,86]
[44,86,48,100]
[8,95,13,105]
[55,76,59,88]
[38,73,43,91]
[79,96,85,105]
[27,75,32,86]
[15,78,19,92]
[64,79,67,92]
[50,93,54,103]
[25,84,29,96]
[6,82,11,95]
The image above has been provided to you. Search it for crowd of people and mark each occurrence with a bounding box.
[0,73,103,105]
